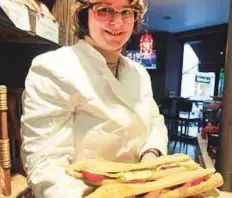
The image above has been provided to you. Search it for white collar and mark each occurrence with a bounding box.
[74,39,125,69]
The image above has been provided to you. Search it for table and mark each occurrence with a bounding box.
[197,135,232,197]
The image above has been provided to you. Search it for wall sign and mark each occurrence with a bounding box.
[195,76,211,84]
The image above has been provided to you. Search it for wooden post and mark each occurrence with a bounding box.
[216,0,232,192]
[51,0,77,45]
[0,85,11,196]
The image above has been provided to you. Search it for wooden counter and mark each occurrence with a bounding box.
[197,135,232,197]
[197,134,215,169]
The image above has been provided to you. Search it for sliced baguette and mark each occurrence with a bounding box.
[85,169,216,198]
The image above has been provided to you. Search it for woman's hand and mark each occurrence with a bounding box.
[140,152,158,163]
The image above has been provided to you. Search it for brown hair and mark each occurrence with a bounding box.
[72,0,147,39]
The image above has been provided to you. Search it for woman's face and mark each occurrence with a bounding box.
[88,0,135,51]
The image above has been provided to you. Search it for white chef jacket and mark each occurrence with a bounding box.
[21,39,168,198]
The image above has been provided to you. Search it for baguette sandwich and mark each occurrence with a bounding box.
[66,154,200,185]
[85,168,223,198]
[66,154,223,197]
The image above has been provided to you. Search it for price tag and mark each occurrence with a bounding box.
[0,0,31,31]
[35,14,59,44]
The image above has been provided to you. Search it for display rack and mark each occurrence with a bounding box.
[0,1,71,197]
[0,6,66,46]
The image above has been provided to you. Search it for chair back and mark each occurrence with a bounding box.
[176,99,193,113]
[0,85,11,196]
[0,86,25,197]
[7,88,24,175]
[160,97,174,117]
[161,97,173,110]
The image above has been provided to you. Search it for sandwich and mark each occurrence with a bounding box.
[66,153,223,197]
[66,154,200,185]
[84,168,223,198]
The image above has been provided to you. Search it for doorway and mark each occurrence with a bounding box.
[180,42,216,137]
[181,42,216,101]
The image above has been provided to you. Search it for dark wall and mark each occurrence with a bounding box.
[127,31,182,104]
[163,25,228,101]
[147,32,169,104]
[175,24,228,96]
[164,34,183,97]
[127,24,228,104]
[127,31,169,104]
[0,42,59,88]
[176,25,227,74]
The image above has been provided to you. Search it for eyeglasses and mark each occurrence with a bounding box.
[89,4,140,23]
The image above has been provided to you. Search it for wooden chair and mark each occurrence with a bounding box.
[172,98,202,152]
[0,85,33,198]
[159,97,175,140]
[176,99,201,136]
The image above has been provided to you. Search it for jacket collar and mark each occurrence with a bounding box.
[75,39,126,68]
[76,39,106,64]
[73,40,134,107]
[84,36,122,65]
[73,40,148,132]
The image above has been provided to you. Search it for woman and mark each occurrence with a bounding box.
[21,0,168,197]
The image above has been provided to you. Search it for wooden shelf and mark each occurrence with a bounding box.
[0,6,66,46]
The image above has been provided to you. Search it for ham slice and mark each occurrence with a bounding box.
[82,171,107,185]
[188,177,205,187]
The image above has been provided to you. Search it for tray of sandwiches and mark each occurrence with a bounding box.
[66,153,224,198]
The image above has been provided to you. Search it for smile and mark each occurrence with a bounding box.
[105,30,123,36]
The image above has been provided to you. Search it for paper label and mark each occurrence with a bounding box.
[0,0,31,31]
[35,14,59,44]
